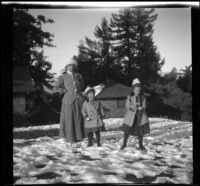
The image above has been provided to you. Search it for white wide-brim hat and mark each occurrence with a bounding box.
[132,78,141,89]
[66,57,78,67]
[84,86,95,96]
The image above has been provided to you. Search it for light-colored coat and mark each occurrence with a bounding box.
[82,100,104,129]
[123,95,149,127]
[54,72,85,104]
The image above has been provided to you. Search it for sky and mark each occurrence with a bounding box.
[29,7,191,77]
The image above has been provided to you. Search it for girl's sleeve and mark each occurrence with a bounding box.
[125,95,131,109]
[81,101,88,119]
[54,75,65,94]
[126,95,137,111]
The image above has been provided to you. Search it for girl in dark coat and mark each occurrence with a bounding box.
[82,86,105,147]
[120,78,150,150]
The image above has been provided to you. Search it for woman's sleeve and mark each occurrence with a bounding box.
[81,101,88,118]
[99,102,105,117]
[79,74,85,91]
[142,97,147,110]
[54,75,65,93]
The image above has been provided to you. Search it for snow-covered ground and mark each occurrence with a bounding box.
[13,118,192,184]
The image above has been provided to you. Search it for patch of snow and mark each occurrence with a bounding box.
[13,117,192,184]
[152,177,179,184]
[14,124,59,132]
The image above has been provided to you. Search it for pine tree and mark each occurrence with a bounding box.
[13,9,55,90]
[94,17,112,82]
[76,17,121,85]
[29,50,55,90]
[76,39,100,86]
[110,8,164,86]
[77,8,164,87]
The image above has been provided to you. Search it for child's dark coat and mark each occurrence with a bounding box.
[82,100,104,133]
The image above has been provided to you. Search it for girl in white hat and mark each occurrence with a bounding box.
[120,78,150,150]
[82,86,105,147]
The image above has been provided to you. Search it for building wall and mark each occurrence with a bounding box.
[13,95,26,115]
[13,94,26,126]
[99,99,127,118]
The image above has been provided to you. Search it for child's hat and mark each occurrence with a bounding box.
[132,78,141,89]
[84,86,95,96]
[65,57,78,67]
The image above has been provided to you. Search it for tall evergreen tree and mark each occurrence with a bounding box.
[76,17,121,85]
[76,39,100,86]
[94,17,113,82]
[29,50,55,90]
[13,9,55,90]
[110,8,164,86]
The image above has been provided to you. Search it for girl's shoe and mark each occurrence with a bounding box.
[87,142,93,147]
[138,145,146,151]
[87,134,93,147]
[120,144,127,150]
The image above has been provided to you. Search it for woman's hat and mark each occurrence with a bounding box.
[84,86,95,96]
[65,57,78,67]
[132,78,141,89]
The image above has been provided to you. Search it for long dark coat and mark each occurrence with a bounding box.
[81,100,104,134]
[54,72,85,142]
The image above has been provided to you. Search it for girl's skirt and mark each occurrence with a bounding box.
[122,111,150,136]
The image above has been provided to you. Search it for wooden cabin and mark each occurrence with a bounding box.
[95,83,132,118]
[13,66,36,125]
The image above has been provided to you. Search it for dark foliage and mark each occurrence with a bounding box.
[13,9,55,90]
[148,68,192,121]
[177,65,192,95]
[110,8,164,86]
[76,8,164,87]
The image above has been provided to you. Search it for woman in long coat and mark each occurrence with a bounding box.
[120,78,150,150]
[54,57,85,143]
